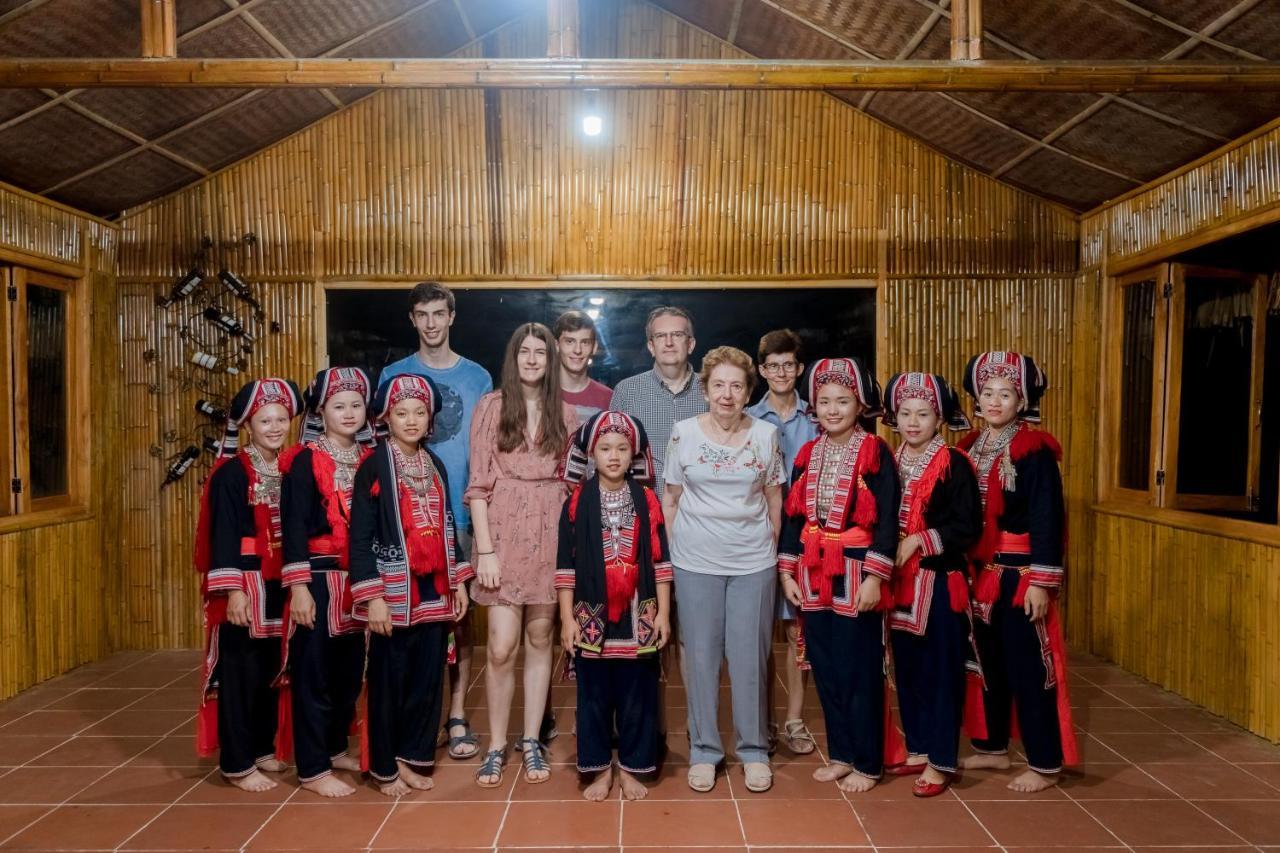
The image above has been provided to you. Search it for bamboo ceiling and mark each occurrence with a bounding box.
[1,0,1279,215]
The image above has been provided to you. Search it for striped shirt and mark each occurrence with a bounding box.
[609,367,709,496]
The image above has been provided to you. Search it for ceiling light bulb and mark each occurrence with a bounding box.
[582,114,603,136]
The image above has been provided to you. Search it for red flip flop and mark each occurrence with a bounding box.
[912,775,952,798]
[884,762,927,776]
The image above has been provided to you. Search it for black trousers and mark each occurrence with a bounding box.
[970,567,1064,773]
[803,608,885,778]
[575,654,660,775]
[891,573,967,773]
[288,576,366,782]
[366,620,448,783]
[216,623,281,777]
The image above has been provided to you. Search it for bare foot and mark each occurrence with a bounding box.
[905,755,928,767]
[301,774,355,798]
[379,777,412,797]
[331,754,361,772]
[837,772,878,793]
[813,762,853,782]
[1008,769,1059,792]
[960,753,1011,770]
[255,757,288,773]
[920,765,948,786]
[228,769,278,792]
[583,769,614,801]
[619,769,649,800]
[398,761,435,791]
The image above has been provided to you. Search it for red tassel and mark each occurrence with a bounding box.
[800,524,822,571]
[357,689,370,774]
[604,560,638,623]
[196,697,220,757]
[275,685,294,761]
[963,672,989,741]
[852,485,877,530]
[975,566,1001,604]
[1046,604,1080,767]
[882,681,907,767]
[876,577,895,612]
[1012,573,1032,608]
[820,533,843,587]
[893,558,919,608]
[947,571,969,613]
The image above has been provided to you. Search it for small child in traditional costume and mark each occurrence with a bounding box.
[348,373,473,796]
[777,358,904,792]
[196,378,303,792]
[957,351,1078,792]
[882,372,983,797]
[277,367,375,797]
[556,411,672,802]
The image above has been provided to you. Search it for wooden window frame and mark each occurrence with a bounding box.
[1102,261,1272,523]
[0,264,89,525]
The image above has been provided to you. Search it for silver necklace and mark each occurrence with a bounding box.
[246,443,281,506]
[319,437,360,492]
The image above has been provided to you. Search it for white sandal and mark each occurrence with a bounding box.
[744,761,773,792]
[687,763,716,792]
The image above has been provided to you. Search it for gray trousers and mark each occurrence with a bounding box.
[674,565,776,766]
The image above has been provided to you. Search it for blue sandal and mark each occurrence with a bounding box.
[518,737,550,784]
[475,747,506,788]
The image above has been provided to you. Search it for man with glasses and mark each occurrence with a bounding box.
[609,306,709,495]
[747,329,819,758]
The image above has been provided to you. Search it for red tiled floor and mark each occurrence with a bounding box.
[0,647,1277,851]
[4,804,165,850]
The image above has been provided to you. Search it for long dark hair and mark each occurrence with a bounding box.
[496,323,568,456]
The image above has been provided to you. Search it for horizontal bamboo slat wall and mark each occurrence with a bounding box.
[0,182,120,701]
[112,2,1080,651]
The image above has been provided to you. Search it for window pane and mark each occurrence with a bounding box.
[1176,275,1253,497]
[26,284,67,500]
[1118,280,1155,490]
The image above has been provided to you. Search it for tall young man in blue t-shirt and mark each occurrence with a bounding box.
[377,281,492,760]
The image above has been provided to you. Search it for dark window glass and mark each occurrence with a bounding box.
[1119,280,1155,490]
[26,284,67,500]
[1176,275,1253,497]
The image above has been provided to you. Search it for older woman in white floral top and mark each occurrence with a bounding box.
[661,345,786,795]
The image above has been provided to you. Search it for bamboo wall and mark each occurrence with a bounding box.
[1079,119,1280,741]
[0,183,120,701]
[113,2,1079,652]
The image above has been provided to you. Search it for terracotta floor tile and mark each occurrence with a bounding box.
[0,687,76,712]
[0,766,112,804]
[1071,706,1173,733]
[1192,799,1280,845]
[0,805,53,844]
[249,803,394,850]
[1142,707,1243,733]
[1092,731,1222,763]
[966,801,1117,847]
[0,709,112,736]
[1060,764,1175,800]
[129,687,199,712]
[1069,684,1132,708]
[501,800,622,847]
[1242,763,1280,791]
[45,688,153,711]
[620,848,743,853]
[1130,848,1255,852]
[620,800,743,846]
[1084,799,1245,846]
[738,798,868,846]
[1072,666,1151,687]
[510,764,596,800]
[30,735,158,766]
[43,669,109,690]
[731,760,844,798]
[146,650,202,668]
[91,668,191,689]
[128,735,218,768]
[121,803,279,850]
[1101,684,1196,708]
[856,798,992,846]
[70,765,209,805]
[176,770,296,804]
[5,804,164,850]
[1144,761,1280,799]
[79,709,194,737]
[0,734,69,764]
[1191,732,1280,763]
[373,801,506,848]
[639,762,732,800]
[388,764,516,802]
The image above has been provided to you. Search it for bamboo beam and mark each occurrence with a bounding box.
[950,0,968,60]
[140,0,176,59]
[547,0,579,59]
[2,57,1280,91]
[968,0,983,59]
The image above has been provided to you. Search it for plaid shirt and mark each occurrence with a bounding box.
[609,367,708,496]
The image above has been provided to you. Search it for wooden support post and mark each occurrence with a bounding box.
[547,0,579,60]
[140,0,176,59]
[967,0,983,60]
[950,0,969,60]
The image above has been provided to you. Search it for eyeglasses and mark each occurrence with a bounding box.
[649,331,690,343]
[761,362,799,375]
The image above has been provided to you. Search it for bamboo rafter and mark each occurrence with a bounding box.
[2,58,1280,91]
